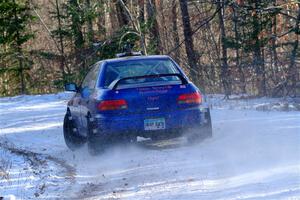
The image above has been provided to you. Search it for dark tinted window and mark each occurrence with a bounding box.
[82,63,100,89]
[104,59,180,87]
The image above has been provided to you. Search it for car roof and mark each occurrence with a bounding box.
[102,55,171,64]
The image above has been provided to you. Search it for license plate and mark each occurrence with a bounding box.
[144,118,165,131]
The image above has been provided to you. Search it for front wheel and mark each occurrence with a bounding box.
[63,112,86,151]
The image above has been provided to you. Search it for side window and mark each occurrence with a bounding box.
[81,63,100,89]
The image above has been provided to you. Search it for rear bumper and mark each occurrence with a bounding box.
[93,107,209,136]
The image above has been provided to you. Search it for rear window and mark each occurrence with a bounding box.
[103,58,180,88]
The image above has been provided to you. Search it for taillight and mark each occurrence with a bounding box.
[97,99,128,111]
[177,92,202,104]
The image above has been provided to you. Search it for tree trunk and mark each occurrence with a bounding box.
[115,0,130,27]
[69,0,85,70]
[179,0,199,84]
[232,3,246,93]
[55,0,66,81]
[171,0,180,64]
[85,0,94,44]
[138,0,147,54]
[146,0,162,54]
[288,3,300,95]
[253,1,266,96]
[97,1,106,40]
[271,0,279,76]
[217,0,231,98]
[13,0,25,94]
[107,1,119,35]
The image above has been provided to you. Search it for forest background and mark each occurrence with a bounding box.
[0,0,299,97]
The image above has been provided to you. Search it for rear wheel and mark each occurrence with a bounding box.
[63,112,86,151]
[120,134,137,143]
[150,128,181,141]
[87,116,107,156]
[151,134,164,141]
[187,108,212,143]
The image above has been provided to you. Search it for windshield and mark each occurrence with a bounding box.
[103,58,180,88]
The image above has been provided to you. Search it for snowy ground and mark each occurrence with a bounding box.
[0,93,300,199]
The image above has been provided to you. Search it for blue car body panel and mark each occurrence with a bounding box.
[67,55,207,138]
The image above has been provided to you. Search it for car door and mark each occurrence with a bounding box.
[80,63,101,134]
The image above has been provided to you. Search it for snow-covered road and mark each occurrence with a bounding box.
[0,93,300,199]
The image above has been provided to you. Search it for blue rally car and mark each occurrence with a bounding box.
[64,53,212,155]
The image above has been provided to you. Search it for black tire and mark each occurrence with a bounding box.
[120,134,137,144]
[63,112,86,151]
[151,129,180,141]
[202,108,213,138]
[87,116,106,156]
[187,108,213,143]
[151,135,164,141]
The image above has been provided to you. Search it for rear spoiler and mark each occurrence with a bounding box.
[109,73,188,90]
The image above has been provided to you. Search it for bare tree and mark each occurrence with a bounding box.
[288,3,300,95]
[171,0,180,64]
[179,0,199,84]
[252,1,266,96]
[217,0,231,97]
[231,2,246,93]
[146,0,162,54]
[55,0,66,81]
[85,0,94,44]
[69,0,85,70]
[138,0,146,53]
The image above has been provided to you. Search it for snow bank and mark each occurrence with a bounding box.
[207,94,300,112]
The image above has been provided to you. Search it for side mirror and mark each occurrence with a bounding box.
[64,83,77,92]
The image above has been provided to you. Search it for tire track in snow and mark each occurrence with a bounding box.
[0,140,76,198]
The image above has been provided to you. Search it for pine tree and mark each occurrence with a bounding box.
[226,0,280,96]
[0,0,35,95]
